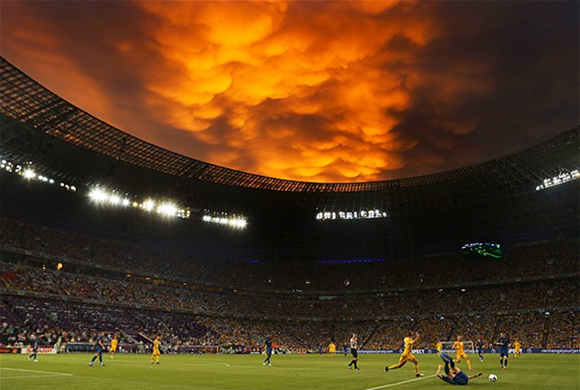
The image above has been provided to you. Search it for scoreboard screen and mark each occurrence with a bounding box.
[461,242,502,259]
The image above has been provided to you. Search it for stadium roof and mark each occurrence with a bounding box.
[1,56,578,195]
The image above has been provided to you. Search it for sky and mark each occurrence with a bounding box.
[1,1,578,183]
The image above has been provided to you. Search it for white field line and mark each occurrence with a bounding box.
[364,374,436,390]
[0,367,73,379]
[1,375,72,379]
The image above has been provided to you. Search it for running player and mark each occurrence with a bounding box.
[262,337,273,366]
[110,334,118,359]
[385,330,424,377]
[27,333,40,362]
[89,331,106,367]
[150,335,161,365]
[476,338,484,362]
[453,336,472,370]
[513,340,522,358]
[347,333,359,370]
[436,340,442,357]
[437,353,483,385]
[496,332,510,370]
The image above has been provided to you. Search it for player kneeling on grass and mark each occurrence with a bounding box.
[437,353,482,385]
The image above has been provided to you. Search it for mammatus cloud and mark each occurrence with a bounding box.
[134,1,457,181]
[1,1,577,182]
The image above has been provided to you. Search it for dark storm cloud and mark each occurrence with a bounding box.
[1,1,577,182]
[390,1,579,177]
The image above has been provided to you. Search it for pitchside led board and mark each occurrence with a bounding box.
[461,242,502,259]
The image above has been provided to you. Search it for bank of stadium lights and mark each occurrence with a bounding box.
[1,159,76,192]
[202,214,247,229]
[88,187,190,219]
[535,170,579,191]
[315,209,387,221]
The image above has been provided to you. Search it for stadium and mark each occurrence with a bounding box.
[0,2,579,389]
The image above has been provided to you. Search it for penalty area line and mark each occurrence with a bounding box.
[363,374,436,390]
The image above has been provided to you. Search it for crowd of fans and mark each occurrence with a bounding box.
[1,218,577,293]
[0,217,578,352]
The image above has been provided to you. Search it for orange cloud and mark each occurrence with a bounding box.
[131,1,446,182]
[6,1,541,183]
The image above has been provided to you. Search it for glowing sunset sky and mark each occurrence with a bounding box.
[2,1,578,182]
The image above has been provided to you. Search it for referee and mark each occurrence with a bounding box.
[347,333,360,370]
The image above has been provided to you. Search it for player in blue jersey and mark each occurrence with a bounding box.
[27,334,40,362]
[89,331,106,367]
[262,337,273,366]
[437,353,482,385]
[496,332,510,370]
[476,339,485,362]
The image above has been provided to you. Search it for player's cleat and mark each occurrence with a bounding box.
[34,359,38,362]
[156,362,160,365]
[100,363,105,366]
[416,373,424,378]
[355,368,360,371]
[268,364,271,367]
[89,363,93,367]
[263,362,266,366]
[348,365,352,370]
[385,367,389,373]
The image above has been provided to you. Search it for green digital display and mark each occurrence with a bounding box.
[461,242,502,259]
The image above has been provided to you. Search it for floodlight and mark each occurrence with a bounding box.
[143,199,155,211]
[22,168,36,179]
[157,203,178,216]
[89,188,109,202]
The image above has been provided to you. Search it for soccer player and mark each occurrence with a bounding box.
[110,334,118,359]
[347,333,359,370]
[453,336,472,370]
[262,336,273,366]
[436,340,442,357]
[385,330,424,377]
[27,333,40,362]
[437,353,483,385]
[151,335,161,365]
[476,338,485,362]
[513,339,522,358]
[328,341,336,356]
[89,331,106,367]
[496,332,510,370]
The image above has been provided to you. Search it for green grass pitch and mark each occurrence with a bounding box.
[1,353,578,390]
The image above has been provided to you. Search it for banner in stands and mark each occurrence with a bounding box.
[0,348,20,354]
[20,347,57,354]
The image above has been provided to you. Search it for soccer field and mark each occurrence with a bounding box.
[1,353,578,390]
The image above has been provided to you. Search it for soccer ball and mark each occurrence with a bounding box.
[488,374,498,382]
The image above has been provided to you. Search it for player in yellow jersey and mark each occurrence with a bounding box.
[513,340,522,358]
[385,330,424,377]
[436,340,442,357]
[110,334,118,359]
[329,341,336,356]
[150,335,160,365]
[453,336,472,370]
